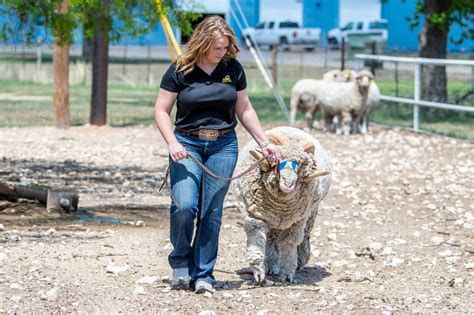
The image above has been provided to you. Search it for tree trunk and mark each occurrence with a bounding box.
[53,0,70,129]
[418,0,450,102]
[90,0,109,126]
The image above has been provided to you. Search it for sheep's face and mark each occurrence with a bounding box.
[260,145,318,196]
[278,160,299,193]
[249,138,330,197]
[356,74,371,89]
[356,69,375,89]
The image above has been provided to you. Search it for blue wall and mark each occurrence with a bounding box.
[228,0,260,45]
[382,0,473,52]
[302,0,339,44]
[118,23,171,46]
[0,1,256,47]
[2,0,470,53]
[0,18,172,47]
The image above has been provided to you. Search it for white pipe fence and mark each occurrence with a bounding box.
[355,54,474,132]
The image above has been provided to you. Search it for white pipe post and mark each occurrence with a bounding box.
[414,63,421,132]
[471,63,473,97]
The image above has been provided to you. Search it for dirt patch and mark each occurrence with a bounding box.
[0,124,473,313]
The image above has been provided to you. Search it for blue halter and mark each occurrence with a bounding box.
[278,160,298,172]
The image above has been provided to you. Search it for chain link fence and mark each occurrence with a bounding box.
[1,42,473,138]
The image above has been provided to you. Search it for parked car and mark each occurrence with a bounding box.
[242,20,321,51]
[327,19,388,48]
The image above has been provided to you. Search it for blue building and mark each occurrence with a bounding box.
[300,0,472,52]
[0,0,258,47]
[302,0,382,44]
[228,0,260,45]
[1,0,471,53]
[302,0,340,44]
[381,0,473,52]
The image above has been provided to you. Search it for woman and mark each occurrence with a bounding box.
[154,15,279,294]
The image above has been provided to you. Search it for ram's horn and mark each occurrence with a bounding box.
[296,139,315,154]
[267,133,290,145]
[301,170,330,183]
[249,149,271,172]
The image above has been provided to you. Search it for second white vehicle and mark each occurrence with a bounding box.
[327,19,388,48]
[242,20,321,51]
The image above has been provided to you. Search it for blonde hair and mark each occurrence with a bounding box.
[176,15,240,76]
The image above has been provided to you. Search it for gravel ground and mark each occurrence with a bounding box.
[0,123,473,314]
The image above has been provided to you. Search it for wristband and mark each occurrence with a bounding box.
[259,140,271,149]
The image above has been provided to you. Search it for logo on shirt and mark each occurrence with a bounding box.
[222,75,232,83]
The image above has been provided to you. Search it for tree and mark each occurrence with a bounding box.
[77,0,202,125]
[88,0,110,126]
[1,0,201,127]
[53,0,70,128]
[1,0,76,128]
[405,0,474,102]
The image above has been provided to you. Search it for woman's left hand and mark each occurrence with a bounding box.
[262,143,280,164]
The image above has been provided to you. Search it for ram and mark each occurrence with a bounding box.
[233,127,331,282]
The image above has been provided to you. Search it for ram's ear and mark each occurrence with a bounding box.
[301,170,330,183]
[342,69,356,81]
[249,149,271,172]
[296,139,315,155]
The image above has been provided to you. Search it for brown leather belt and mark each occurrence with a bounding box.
[176,128,232,141]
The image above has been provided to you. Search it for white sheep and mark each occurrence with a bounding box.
[323,69,380,134]
[321,69,356,133]
[289,69,357,130]
[234,127,331,283]
[289,79,321,129]
[356,78,380,134]
[317,69,374,135]
[322,69,356,82]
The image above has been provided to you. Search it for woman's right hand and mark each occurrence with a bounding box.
[168,141,188,162]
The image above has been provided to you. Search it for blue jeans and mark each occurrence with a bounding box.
[168,129,238,286]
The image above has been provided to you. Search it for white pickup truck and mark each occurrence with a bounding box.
[327,19,388,48]
[242,20,321,51]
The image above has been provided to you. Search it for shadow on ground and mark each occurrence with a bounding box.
[233,265,330,287]
[0,157,173,226]
[0,157,168,195]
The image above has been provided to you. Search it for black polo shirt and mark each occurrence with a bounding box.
[160,58,247,131]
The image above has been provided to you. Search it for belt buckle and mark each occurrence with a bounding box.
[198,129,218,141]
